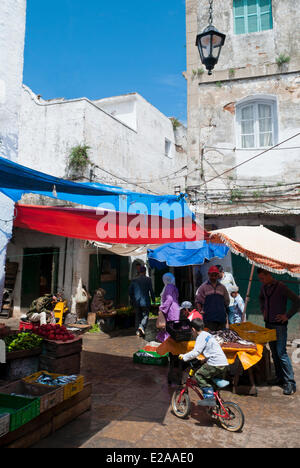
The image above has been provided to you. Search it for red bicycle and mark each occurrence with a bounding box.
[171,359,245,432]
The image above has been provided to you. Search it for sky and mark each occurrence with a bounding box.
[23,0,187,123]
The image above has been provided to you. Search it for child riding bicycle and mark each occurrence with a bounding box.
[179,318,228,406]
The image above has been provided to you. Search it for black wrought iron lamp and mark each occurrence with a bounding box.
[195,0,226,75]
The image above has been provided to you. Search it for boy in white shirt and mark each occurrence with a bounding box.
[179,318,228,406]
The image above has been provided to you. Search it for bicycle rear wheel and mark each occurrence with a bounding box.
[217,401,245,432]
[171,388,191,419]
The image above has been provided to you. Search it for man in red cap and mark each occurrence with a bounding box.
[195,265,230,331]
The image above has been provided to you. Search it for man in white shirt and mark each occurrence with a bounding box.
[179,318,228,406]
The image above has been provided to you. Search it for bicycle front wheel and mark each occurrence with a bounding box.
[218,401,245,432]
[171,388,191,419]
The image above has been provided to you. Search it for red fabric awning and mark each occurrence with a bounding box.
[14,204,207,244]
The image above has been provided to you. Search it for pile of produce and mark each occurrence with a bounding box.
[35,324,75,342]
[4,332,43,352]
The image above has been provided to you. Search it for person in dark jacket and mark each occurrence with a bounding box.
[258,268,300,395]
[195,265,230,331]
[129,266,155,337]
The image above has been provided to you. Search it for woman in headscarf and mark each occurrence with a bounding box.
[156,272,180,343]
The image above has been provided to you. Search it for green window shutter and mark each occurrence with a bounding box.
[234,0,273,34]
[259,0,273,31]
[234,0,246,35]
[247,0,259,33]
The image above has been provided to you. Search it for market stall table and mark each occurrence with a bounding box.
[156,322,276,395]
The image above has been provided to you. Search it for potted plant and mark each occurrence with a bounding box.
[67,144,91,179]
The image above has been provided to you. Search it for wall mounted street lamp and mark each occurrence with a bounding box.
[195,0,226,75]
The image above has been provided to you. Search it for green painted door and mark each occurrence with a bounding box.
[21,248,60,310]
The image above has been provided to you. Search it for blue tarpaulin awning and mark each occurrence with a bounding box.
[0,156,193,220]
[147,241,229,269]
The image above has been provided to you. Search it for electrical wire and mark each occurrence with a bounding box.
[263,203,300,212]
[204,145,300,151]
[193,132,300,188]
[92,163,187,185]
[91,164,160,195]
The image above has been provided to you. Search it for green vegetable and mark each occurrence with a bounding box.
[4,332,43,352]
[88,324,102,333]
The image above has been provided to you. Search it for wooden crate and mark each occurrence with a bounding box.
[42,337,82,359]
[0,383,92,448]
[39,353,81,375]
[22,371,84,401]
[0,379,64,414]
[6,347,42,362]
[5,356,40,381]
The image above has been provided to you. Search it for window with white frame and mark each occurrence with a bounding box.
[236,98,277,149]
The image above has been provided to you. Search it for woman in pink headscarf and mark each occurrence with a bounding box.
[156,272,180,343]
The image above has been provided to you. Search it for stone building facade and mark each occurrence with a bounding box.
[185,0,300,335]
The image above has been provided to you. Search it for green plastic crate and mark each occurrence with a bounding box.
[0,393,40,432]
[133,349,169,366]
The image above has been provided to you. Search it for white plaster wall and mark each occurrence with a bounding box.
[19,88,186,194]
[94,95,137,131]
[0,0,26,307]
[19,87,86,178]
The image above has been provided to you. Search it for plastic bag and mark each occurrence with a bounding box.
[156,310,166,329]
[75,279,88,304]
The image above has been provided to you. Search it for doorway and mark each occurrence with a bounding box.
[21,248,60,310]
[89,253,129,308]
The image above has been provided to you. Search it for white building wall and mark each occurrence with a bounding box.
[19,87,186,195]
[0,0,26,308]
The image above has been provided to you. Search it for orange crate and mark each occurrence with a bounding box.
[230,322,277,344]
[22,371,84,401]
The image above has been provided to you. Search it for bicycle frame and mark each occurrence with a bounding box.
[177,376,232,421]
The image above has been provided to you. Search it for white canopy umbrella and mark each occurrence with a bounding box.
[209,225,300,319]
